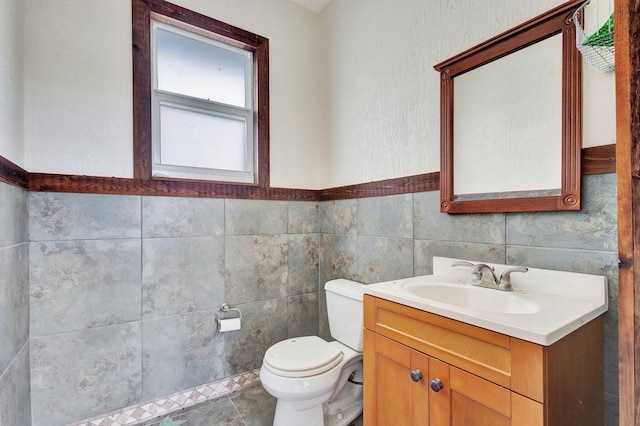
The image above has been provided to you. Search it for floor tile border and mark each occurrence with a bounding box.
[66,368,261,426]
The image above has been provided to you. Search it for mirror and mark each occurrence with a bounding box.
[434,0,583,213]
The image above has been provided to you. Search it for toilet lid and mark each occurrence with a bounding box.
[263,336,344,378]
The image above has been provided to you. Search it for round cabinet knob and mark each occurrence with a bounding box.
[430,378,444,392]
[410,370,423,382]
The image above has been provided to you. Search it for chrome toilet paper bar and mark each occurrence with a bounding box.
[219,303,242,320]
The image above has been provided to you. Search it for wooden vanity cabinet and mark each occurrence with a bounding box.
[363,295,604,426]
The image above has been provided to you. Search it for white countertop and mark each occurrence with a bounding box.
[363,257,608,346]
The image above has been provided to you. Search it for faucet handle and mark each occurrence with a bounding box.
[498,267,529,290]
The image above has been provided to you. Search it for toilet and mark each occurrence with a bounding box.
[260,279,365,426]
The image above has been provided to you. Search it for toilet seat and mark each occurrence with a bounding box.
[263,336,344,378]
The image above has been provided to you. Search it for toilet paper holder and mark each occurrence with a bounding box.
[217,303,242,332]
[219,303,242,320]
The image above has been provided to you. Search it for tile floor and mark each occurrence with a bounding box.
[134,383,275,425]
[133,383,363,426]
[69,367,363,426]
[69,370,263,426]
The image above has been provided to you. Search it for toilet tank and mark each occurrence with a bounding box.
[325,279,365,352]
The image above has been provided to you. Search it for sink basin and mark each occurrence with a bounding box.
[363,256,609,345]
[401,281,540,314]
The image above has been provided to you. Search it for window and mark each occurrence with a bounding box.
[132,0,269,186]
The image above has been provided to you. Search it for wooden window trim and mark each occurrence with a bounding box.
[132,0,270,188]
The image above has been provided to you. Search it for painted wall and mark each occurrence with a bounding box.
[0,0,24,165]
[319,0,616,187]
[21,0,616,190]
[23,0,326,189]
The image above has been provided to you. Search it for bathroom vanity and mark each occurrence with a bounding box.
[362,257,608,426]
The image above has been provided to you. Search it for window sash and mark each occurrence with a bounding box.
[150,20,255,183]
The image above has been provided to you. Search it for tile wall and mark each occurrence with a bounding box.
[0,172,618,425]
[0,181,31,425]
[28,195,319,426]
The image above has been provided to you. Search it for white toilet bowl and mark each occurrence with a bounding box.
[260,279,366,426]
[260,337,363,426]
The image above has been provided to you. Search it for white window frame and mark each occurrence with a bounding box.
[150,20,255,183]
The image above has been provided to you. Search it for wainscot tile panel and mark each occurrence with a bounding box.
[0,243,28,373]
[142,196,224,238]
[357,194,413,239]
[413,190,506,243]
[288,201,319,234]
[0,182,27,247]
[287,292,319,338]
[357,236,413,283]
[142,236,225,319]
[225,298,288,375]
[288,233,320,295]
[319,233,358,284]
[319,199,357,235]
[0,181,30,425]
[225,199,288,235]
[506,173,617,251]
[19,173,618,425]
[29,239,142,336]
[0,343,31,426]
[506,246,619,279]
[29,192,141,241]
[141,311,226,401]
[26,194,321,425]
[30,323,142,426]
[224,235,288,304]
[413,240,506,276]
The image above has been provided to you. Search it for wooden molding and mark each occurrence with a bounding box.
[614,0,638,424]
[318,172,440,201]
[582,144,616,175]
[27,173,317,201]
[0,156,28,189]
[0,144,616,200]
[317,144,611,201]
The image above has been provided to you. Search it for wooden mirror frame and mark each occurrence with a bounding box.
[434,0,583,213]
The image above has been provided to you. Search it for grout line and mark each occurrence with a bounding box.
[227,394,246,426]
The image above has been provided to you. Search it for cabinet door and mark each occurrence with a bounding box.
[364,330,543,426]
[428,358,450,426]
[364,330,428,425]
[448,367,542,426]
[449,366,511,426]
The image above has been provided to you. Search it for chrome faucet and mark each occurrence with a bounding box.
[470,263,500,289]
[451,261,528,291]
